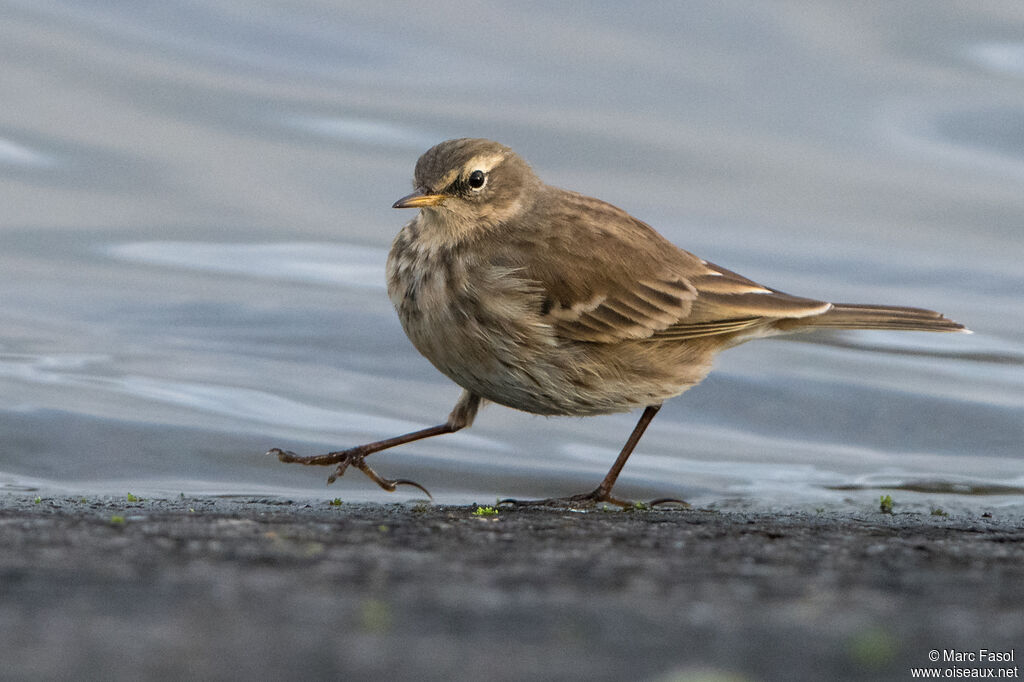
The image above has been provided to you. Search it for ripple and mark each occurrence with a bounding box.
[0,351,503,452]
[882,102,1024,181]
[0,137,51,167]
[934,107,1024,160]
[967,41,1024,77]
[283,116,437,148]
[828,479,1024,496]
[112,376,509,452]
[107,241,387,289]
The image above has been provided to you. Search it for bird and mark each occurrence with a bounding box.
[269,138,968,507]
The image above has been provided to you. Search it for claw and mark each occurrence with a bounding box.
[269,416,466,500]
[497,488,687,510]
[326,457,356,484]
[270,444,432,499]
[496,488,624,509]
[391,479,434,500]
[268,448,297,462]
[347,456,433,499]
[647,497,691,509]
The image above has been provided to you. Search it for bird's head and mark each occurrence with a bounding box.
[393,138,541,238]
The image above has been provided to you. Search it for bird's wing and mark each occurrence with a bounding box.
[652,258,831,341]
[507,190,831,344]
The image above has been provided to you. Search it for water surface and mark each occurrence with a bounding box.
[2,1,1022,512]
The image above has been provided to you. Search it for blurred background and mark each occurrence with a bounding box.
[1,1,1022,511]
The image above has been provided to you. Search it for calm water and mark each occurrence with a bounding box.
[2,2,1022,512]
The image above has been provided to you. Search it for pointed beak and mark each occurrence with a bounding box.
[392,188,446,209]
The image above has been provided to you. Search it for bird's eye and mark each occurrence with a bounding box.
[467,169,486,190]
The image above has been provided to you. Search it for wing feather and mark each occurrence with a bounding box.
[492,187,831,345]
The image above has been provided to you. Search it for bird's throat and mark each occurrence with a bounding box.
[413,207,483,251]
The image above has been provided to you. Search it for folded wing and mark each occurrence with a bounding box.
[509,189,831,344]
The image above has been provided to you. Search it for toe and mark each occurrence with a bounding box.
[392,479,433,499]
[268,448,297,462]
[648,497,690,509]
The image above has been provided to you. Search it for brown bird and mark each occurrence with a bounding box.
[270,138,968,506]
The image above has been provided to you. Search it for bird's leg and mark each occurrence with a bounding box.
[499,404,686,509]
[587,404,662,502]
[269,391,481,498]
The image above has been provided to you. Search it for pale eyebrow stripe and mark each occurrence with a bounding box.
[465,152,507,174]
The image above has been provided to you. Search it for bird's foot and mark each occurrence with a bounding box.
[496,487,688,511]
[268,447,432,499]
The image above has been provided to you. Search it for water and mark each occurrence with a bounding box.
[2,1,1022,512]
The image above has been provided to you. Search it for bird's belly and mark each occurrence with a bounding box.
[399,299,704,417]
[397,285,581,415]
[387,241,708,416]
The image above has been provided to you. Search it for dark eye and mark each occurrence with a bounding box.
[468,169,486,190]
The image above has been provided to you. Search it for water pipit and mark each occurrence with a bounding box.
[270,138,968,507]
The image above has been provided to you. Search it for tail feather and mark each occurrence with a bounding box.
[778,303,969,333]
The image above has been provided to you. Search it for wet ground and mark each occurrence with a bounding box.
[3,1,1023,508]
[3,495,1021,681]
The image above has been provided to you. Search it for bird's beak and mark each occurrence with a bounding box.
[392,188,446,209]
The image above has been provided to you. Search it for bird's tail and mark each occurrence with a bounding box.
[778,303,969,333]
